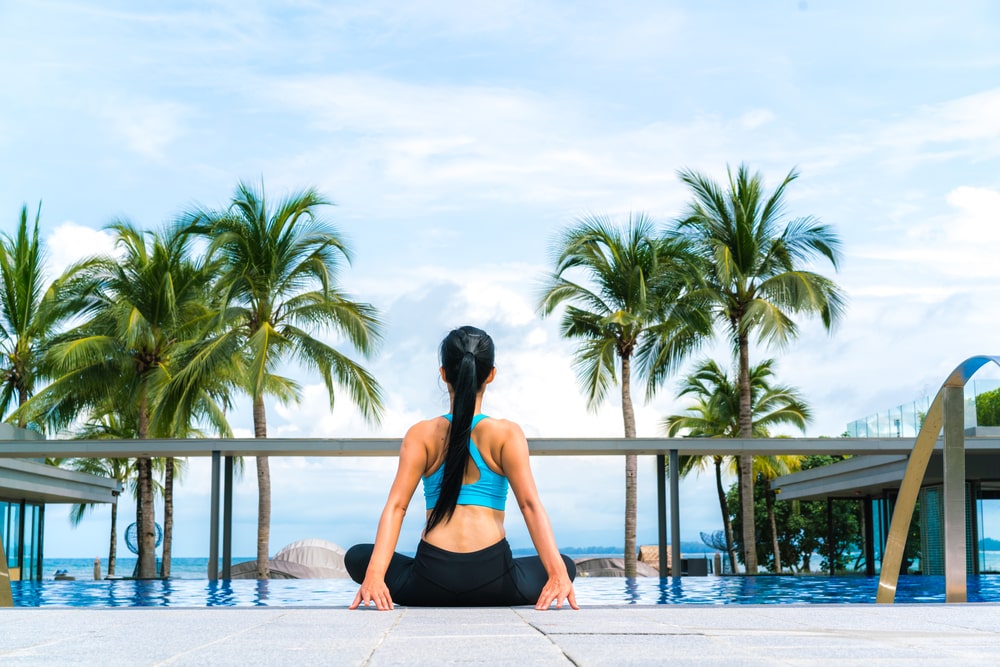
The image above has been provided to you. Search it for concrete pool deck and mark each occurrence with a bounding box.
[2,604,1000,665]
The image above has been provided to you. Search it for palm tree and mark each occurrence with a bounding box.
[663,360,740,571]
[664,358,811,572]
[150,335,239,580]
[0,203,72,427]
[60,414,139,577]
[539,213,707,576]
[23,222,219,578]
[186,181,384,578]
[57,453,136,577]
[673,164,844,573]
[753,454,803,572]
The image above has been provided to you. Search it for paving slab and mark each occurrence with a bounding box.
[2,604,999,666]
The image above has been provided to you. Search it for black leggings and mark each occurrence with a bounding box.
[345,539,576,607]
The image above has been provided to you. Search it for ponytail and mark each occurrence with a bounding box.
[427,326,495,531]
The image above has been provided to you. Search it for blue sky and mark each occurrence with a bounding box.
[3,1,1000,560]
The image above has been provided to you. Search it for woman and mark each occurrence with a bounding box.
[346,326,578,610]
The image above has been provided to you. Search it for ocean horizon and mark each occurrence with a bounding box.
[44,544,716,581]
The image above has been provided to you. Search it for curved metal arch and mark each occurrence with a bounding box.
[876,355,1000,603]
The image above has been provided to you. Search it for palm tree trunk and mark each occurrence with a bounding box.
[108,499,118,577]
[162,457,174,579]
[715,457,738,574]
[17,385,27,429]
[737,329,758,574]
[621,352,637,578]
[253,395,271,579]
[136,391,157,579]
[767,487,781,572]
[856,499,867,571]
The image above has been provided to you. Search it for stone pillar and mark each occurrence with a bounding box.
[942,385,967,602]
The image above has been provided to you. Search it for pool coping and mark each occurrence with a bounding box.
[3,603,1000,665]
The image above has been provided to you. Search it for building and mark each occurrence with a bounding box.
[1,425,120,582]
[772,378,1000,580]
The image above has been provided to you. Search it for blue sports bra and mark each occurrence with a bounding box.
[423,414,509,512]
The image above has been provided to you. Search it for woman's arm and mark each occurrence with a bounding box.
[349,421,429,611]
[500,421,579,610]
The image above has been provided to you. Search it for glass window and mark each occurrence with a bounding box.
[3,501,20,569]
[920,486,944,575]
[23,504,39,581]
[979,486,1000,573]
[0,501,7,566]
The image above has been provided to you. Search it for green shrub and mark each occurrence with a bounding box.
[975,387,1000,426]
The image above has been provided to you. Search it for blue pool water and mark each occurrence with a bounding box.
[10,575,1000,607]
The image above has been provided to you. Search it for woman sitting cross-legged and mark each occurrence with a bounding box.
[346,326,578,610]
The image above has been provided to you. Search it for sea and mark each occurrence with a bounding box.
[42,550,1000,581]
[45,550,639,581]
[47,556,240,580]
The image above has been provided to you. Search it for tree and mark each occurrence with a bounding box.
[663,364,739,571]
[151,336,241,580]
[754,453,803,572]
[187,181,384,578]
[664,358,811,572]
[975,386,1000,427]
[60,414,140,577]
[727,456,865,573]
[23,222,218,578]
[57,451,136,577]
[673,164,845,573]
[540,213,707,576]
[0,203,72,427]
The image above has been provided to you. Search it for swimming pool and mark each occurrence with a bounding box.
[10,575,1000,607]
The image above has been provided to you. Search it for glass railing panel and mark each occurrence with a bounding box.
[969,379,1000,428]
[848,397,931,438]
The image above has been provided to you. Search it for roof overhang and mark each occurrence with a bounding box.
[771,455,909,500]
[0,459,121,503]
[0,458,121,504]
[772,447,1000,501]
[0,424,120,504]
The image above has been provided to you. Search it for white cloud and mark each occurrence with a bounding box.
[797,88,1000,177]
[739,109,776,130]
[97,98,192,159]
[44,221,116,279]
[848,184,1000,285]
[252,74,763,217]
[944,185,1000,243]
[881,89,1000,154]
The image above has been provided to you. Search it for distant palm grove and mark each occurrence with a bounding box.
[1,164,845,579]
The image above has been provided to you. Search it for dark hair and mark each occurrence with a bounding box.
[426,326,495,531]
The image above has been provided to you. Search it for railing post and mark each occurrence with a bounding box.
[669,449,681,578]
[223,455,234,578]
[943,385,967,602]
[208,450,220,581]
[656,454,667,575]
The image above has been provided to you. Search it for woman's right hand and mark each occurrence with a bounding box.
[349,576,395,611]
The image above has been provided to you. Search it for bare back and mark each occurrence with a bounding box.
[420,415,511,552]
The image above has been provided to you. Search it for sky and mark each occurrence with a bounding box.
[3,1,1000,561]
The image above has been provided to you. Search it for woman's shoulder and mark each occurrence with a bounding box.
[477,416,526,441]
[405,416,450,439]
[400,418,449,467]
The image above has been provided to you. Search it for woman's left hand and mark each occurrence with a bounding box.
[535,574,579,610]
